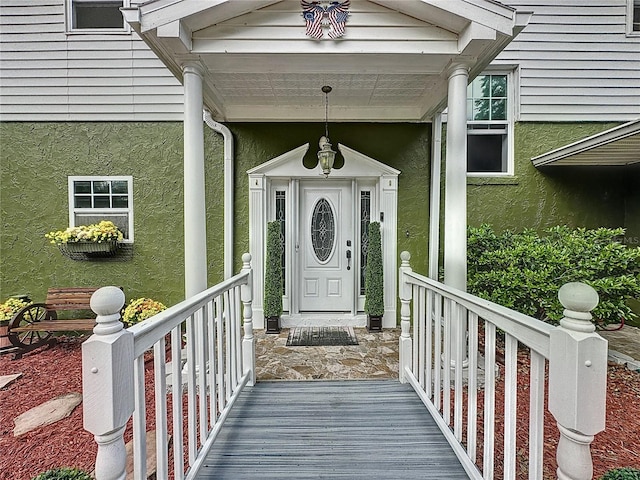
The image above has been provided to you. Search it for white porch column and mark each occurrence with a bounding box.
[183,64,208,297]
[443,64,469,291]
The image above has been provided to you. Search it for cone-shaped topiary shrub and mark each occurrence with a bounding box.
[32,468,92,480]
[264,221,283,330]
[365,221,384,320]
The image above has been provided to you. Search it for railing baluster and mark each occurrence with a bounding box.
[433,292,442,411]
[467,311,479,463]
[443,298,452,426]
[454,302,464,442]
[504,333,518,480]
[197,305,209,445]
[235,285,243,383]
[216,295,225,410]
[170,324,184,480]
[224,289,232,402]
[207,300,218,425]
[185,313,197,466]
[228,288,237,389]
[529,350,545,480]
[133,355,147,479]
[483,321,496,480]
[425,288,433,399]
[154,337,169,479]
[418,286,426,389]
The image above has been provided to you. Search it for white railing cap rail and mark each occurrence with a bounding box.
[128,270,251,357]
[402,268,554,358]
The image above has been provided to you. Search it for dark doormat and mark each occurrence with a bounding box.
[286,327,359,347]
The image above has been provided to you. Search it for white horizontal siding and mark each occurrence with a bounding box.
[495,0,640,121]
[0,0,183,121]
[2,0,639,123]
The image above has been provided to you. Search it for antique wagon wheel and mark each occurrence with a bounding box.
[8,303,56,350]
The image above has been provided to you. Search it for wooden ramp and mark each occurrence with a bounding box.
[195,380,469,479]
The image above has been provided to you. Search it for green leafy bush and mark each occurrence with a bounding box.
[468,225,640,326]
[599,467,640,480]
[364,221,384,317]
[263,221,283,318]
[32,467,92,480]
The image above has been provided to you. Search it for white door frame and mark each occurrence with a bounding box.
[248,143,400,329]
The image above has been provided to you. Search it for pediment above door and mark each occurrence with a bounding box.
[247,143,400,178]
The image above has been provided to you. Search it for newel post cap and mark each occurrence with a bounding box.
[90,287,125,335]
[558,282,599,333]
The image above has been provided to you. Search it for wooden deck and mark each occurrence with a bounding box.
[195,380,469,479]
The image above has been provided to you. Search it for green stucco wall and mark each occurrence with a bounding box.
[1,121,634,308]
[467,122,627,231]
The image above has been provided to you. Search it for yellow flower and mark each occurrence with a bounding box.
[0,298,32,321]
[122,297,167,327]
[46,221,124,245]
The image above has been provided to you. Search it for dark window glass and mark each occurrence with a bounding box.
[112,195,128,208]
[74,181,91,194]
[93,181,110,194]
[73,1,124,29]
[275,191,286,295]
[111,180,128,194]
[311,198,335,263]
[467,134,507,173]
[94,195,111,208]
[74,196,92,208]
[360,192,371,296]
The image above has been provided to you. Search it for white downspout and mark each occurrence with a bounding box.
[428,113,443,280]
[203,111,234,279]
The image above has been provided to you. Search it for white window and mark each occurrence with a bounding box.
[628,0,640,35]
[466,72,514,176]
[68,176,134,242]
[66,0,129,33]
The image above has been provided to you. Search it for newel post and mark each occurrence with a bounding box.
[82,287,134,480]
[241,253,256,386]
[548,282,607,480]
[399,251,413,383]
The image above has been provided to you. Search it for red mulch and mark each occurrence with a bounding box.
[1,337,639,479]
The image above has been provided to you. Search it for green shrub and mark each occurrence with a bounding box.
[32,467,92,480]
[364,221,384,317]
[468,225,640,326]
[599,467,640,480]
[263,221,283,318]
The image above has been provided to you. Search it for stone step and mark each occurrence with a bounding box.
[13,392,82,436]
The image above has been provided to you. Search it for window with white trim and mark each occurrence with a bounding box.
[628,0,640,34]
[466,72,514,175]
[68,176,133,242]
[66,0,129,32]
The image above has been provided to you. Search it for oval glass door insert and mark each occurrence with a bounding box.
[311,198,335,263]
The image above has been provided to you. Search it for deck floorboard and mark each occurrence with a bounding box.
[194,380,469,479]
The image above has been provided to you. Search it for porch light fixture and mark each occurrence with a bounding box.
[317,85,336,177]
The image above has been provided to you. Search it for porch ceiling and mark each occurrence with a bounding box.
[531,119,640,167]
[123,0,530,122]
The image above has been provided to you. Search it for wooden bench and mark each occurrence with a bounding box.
[7,287,119,358]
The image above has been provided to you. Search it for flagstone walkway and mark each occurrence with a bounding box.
[255,327,400,381]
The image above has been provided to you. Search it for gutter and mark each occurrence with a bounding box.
[203,110,234,279]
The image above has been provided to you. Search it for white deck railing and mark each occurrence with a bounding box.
[82,253,255,480]
[397,251,608,480]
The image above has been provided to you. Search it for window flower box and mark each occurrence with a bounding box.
[46,221,124,259]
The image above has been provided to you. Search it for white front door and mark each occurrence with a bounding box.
[299,181,354,312]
